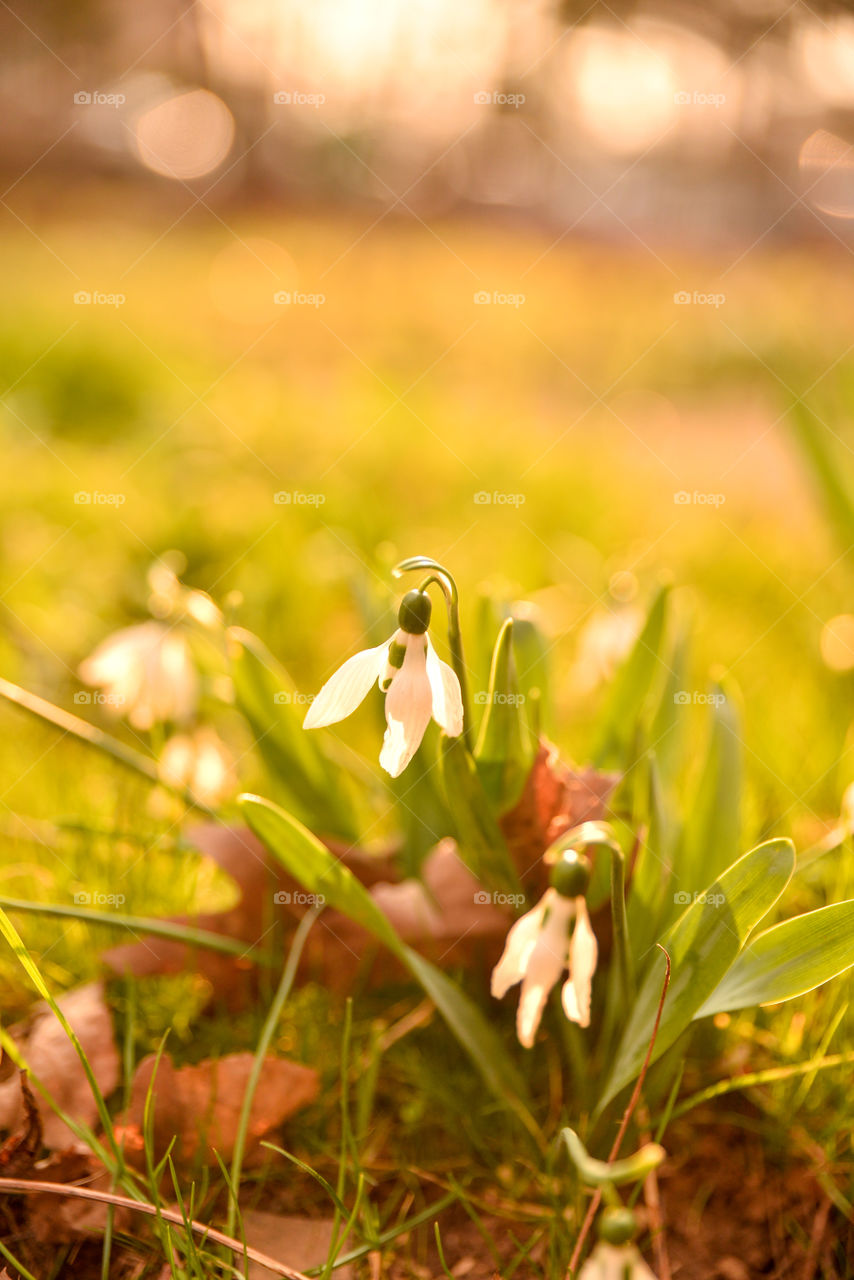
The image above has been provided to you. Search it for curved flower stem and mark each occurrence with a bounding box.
[393,557,472,746]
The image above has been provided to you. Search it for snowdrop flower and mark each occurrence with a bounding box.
[579,1209,658,1280]
[304,590,463,777]
[79,621,198,731]
[578,1243,658,1280]
[491,852,597,1048]
[158,727,235,806]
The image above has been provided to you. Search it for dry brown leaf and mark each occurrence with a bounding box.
[241,1211,352,1279]
[0,1074,42,1175]
[102,825,291,1009]
[26,1150,132,1244]
[100,825,512,999]
[369,839,513,966]
[500,741,619,892]
[0,981,119,1151]
[120,1051,319,1167]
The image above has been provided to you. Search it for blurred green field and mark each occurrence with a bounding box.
[3,201,854,826]
[1,204,854,1246]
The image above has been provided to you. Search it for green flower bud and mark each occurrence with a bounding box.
[549,850,592,899]
[598,1206,637,1247]
[398,589,432,635]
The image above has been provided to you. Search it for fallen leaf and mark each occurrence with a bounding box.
[500,741,619,891]
[0,981,120,1151]
[100,825,509,999]
[121,1051,319,1167]
[102,825,401,1008]
[102,825,290,1009]
[369,839,513,966]
[26,1150,131,1244]
[241,1211,352,1279]
[0,1074,42,1174]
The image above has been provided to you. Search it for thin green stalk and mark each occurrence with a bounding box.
[0,907,129,1175]
[0,896,273,964]
[0,676,213,814]
[393,556,472,744]
[225,907,320,1238]
[609,844,633,1007]
[0,1239,39,1280]
[666,1050,854,1122]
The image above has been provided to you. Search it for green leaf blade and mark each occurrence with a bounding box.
[598,837,795,1111]
[695,900,854,1017]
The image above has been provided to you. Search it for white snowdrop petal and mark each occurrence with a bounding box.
[304,642,388,729]
[562,898,598,1028]
[490,903,544,998]
[378,637,433,776]
[425,636,464,737]
[516,975,552,1049]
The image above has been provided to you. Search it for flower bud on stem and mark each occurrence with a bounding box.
[393,556,472,746]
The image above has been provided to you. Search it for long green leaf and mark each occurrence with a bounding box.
[228,627,358,839]
[593,585,670,768]
[0,677,208,811]
[239,794,530,1113]
[678,683,742,896]
[597,838,795,1111]
[474,619,535,813]
[626,755,677,966]
[0,897,272,963]
[789,402,854,554]
[695,900,854,1017]
[439,734,521,896]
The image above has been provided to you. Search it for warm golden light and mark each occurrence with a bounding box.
[820,614,854,670]
[208,237,299,324]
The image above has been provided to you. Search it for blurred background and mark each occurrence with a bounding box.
[4,0,854,845]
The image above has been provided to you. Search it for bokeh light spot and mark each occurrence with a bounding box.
[820,614,854,670]
[134,89,235,180]
[799,129,854,219]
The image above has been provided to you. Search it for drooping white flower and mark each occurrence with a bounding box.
[578,1243,658,1280]
[491,854,598,1048]
[79,621,198,731]
[303,590,463,777]
[158,727,235,806]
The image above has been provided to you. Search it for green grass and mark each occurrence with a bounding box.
[2,195,854,1274]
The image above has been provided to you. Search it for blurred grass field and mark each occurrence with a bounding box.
[1,201,854,1235]
[3,200,854,817]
